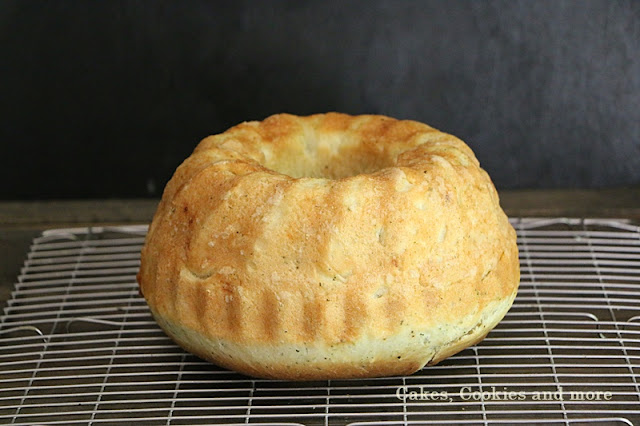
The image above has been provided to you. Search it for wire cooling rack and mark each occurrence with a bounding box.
[1,218,639,425]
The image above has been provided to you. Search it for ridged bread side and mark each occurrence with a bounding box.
[137,113,520,380]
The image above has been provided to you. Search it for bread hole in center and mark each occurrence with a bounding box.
[262,130,397,179]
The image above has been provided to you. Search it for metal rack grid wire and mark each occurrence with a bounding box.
[1,217,639,425]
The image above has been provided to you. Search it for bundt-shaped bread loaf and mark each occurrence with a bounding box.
[137,112,520,380]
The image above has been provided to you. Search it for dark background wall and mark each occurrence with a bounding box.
[1,0,639,199]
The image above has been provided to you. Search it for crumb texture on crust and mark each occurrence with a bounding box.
[137,112,520,380]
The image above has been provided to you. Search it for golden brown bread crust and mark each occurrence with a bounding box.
[137,112,520,380]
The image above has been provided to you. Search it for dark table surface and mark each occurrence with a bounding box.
[2,187,640,310]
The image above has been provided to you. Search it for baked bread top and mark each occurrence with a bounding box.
[138,112,520,379]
